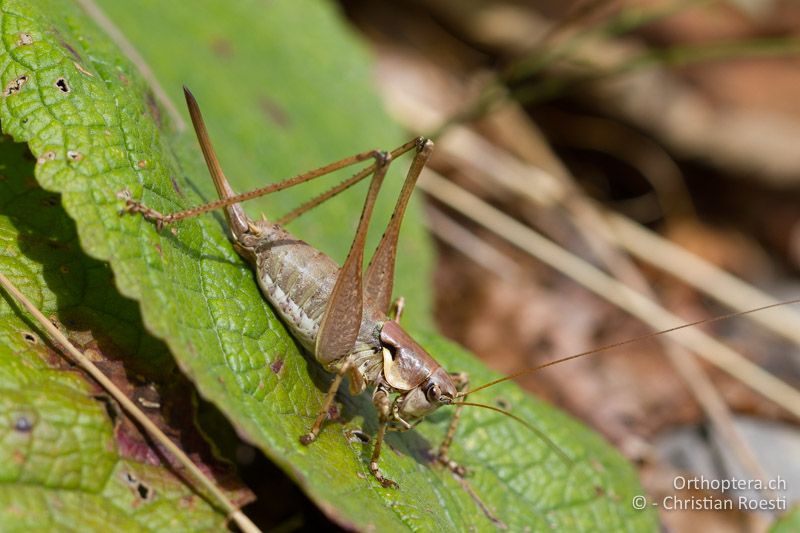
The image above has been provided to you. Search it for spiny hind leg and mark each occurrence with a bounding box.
[436,372,469,477]
[369,388,399,488]
[300,363,350,445]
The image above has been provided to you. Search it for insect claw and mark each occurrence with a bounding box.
[381,478,399,489]
[117,189,173,231]
[369,461,398,489]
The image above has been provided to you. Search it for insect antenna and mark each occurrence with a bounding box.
[462,298,800,397]
[452,401,573,465]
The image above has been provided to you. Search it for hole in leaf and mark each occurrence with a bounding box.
[495,398,511,410]
[4,75,28,97]
[22,332,37,344]
[66,150,83,161]
[136,483,151,500]
[13,415,34,432]
[55,77,70,93]
[17,33,33,46]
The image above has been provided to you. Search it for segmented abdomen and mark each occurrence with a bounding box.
[251,226,338,353]
[243,224,384,384]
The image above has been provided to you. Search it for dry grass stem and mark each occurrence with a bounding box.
[0,273,260,533]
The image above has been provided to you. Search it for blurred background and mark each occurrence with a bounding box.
[315,1,800,531]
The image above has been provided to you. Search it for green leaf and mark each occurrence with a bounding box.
[771,506,800,533]
[0,138,237,530]
[0,0,658,530]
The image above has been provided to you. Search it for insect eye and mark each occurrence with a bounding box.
[425,383,441,403]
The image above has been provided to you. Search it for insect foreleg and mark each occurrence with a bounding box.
[436,372,469,477]
[299,361,351,445]
[369,387,399,488]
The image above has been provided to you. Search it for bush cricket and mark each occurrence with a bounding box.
[124,88,482,488]
[123,88,799,489]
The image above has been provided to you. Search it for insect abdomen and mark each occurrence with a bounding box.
[249,226,338,353]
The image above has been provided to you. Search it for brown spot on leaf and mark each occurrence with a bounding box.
[12,450,25,465]
[210,37,233,58]
[136,160,147,169]
[590,458,605,473]
[17,32,33,46]
[258,95,290,128]
[37,151,56,164]
[145,91,161,126]
[270,357,284,374]
[327,403,340,422]
[57,36,81,61]
[117,427,162,466]
[169,175,183,196]
[4,75,28,97]
[180,494,197,510]
[66,150,82,162]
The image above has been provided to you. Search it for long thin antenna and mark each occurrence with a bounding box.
[454,401,572,466]
[464,298,800,397]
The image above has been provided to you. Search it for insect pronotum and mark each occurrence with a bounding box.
[123,88,799,489]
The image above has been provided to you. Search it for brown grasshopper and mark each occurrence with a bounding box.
[124,88,480,488]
